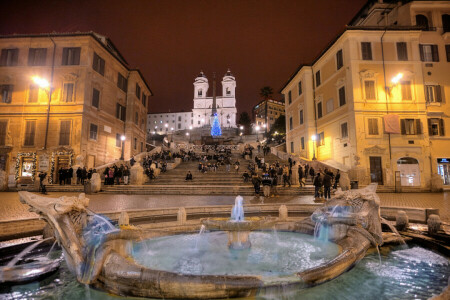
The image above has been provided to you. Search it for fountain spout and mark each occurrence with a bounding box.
[231,196,245,221]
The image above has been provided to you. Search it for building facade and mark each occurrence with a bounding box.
[0,32,152,190]
[147,111,193,135]
[281,0,450,190]
[253,99,285,131]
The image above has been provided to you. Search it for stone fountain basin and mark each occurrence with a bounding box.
[201,217,278,231]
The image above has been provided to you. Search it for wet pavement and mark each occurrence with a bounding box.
[0,191,448,222]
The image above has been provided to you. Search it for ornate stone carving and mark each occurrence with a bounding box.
[364,145,386,155]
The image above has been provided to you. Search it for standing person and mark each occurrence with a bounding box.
[38,171,47,193]
[262,174,272,197]
[283,165,291,187]
[108,167,114,185]
[103,167,109,185]
[251,173,262,195]
[298,165,304,187]
[67,166,73,185]
[257,144,261,153]
[123,166,130,185]
[288,157,293,169]
[333,170,340,189]
[313,173,323,199]
[81,167,87,185]
[234,160,240,173]
[309,166,315,179]
[225,157,231,172]
[58,167,65,185]
[304,164,309,180]
[322,172,332,200]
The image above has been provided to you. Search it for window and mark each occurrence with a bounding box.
[28,84,39,103]
[298,81,302,95]
[416,14,429,30]
[364,80,376,100]
[401,119,421,135]
[117,73,128,92]
[301,137,305,150]
[59,120,71,145]
[443,14,450,33]
[142,94,147,107]
[178,124,181,129]
[198,89,202,96]
[288,91,292,104]
[134,138,137,150]
[396,42,408,61]
[62,47,80,65]
[326,99,334,114]
[425,85,442,103]
[341,122,348,138]
[368,118,379,135]
[0,121,7,146]
[136,83,141,99]
[116,133,121,147]
[290,142,294,153]
[141,142,143,152]
[178,116,181,121]
[92,88,100,108]
[1,85,13,103]
[226,87,231,95]
[428,118,445,136]
[116,104,126,121]
[0,49,19,66]
[63,83,74,102]
[24,120,36,146]
[419,44,439,62]
[318,132,325,146]
[89,123,98,140]
[338,86,346,106]
[92,52,105,75]
[299,109,304,125]
[336,49,343,70]
[401,81,412,100]
[28,48,47,66]
[289,117,293,130]
[135,112,138,125]
[361,42,372,60]
[317,102,323,119]
[446,45,450,62]
[315,70,321,86]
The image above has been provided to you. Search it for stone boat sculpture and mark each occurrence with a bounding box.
[18,184,383,299]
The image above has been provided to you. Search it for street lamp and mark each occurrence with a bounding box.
[32,76,52,150]
[120,135,126,160]
[311,134,317,160]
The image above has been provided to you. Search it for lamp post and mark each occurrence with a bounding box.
[311,134,317,160]
[120,135,126,160]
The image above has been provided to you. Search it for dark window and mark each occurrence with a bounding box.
[336,49,343,70]
[301,137,305,150]
[134,137,137,150]
[63,83,74,102]
[24,120,36,146]
[116,133,121,147]
[446,45,450,62]
[368,118,379,135]
[401,81,412,100]
[0,48,19,66]
[28,84,39,103]
[341,122,348,138]
[198,89,202,96]
[361,42,372,60]
[339,86,346,106]
[178,116,181,121]
[62,47,81,65]
[92,52,105,75]
[289,117,293,130]
[142,93,147,107]
[290,142,294,153]
[419,44,439,62]
[178,123,181,129]
[299,109,304,125]
[135,112,138,125]
[315,70,321,86]
[317,102,323,119]
[288,91,292,104]
[443,14,450,33]
[425,85,443,103]
[401,119,421,135]
[364,81,376,100]
[226,88,231,95]
[92,88,100,108]
[0,85,13,103]
[428,118,445,136]
[318,132,325,146]
[397,42,408,61]
[0,121,7,146]
[136,83,141,99]
[28,48,47,66]
[141,142,143,152]
[416,14,429,30]
[298,81,302,95]
[59,120,71,145]
[116,103,126,121]
[89,123,98,140]
[117,73,128,92]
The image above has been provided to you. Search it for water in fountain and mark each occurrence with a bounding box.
[5,237,54,268]
[231,195,244,221]
[380,217,406,245]
[46,240,57,258]
[195,225,206,249]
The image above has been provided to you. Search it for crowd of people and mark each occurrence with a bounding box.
[103,165,129,185]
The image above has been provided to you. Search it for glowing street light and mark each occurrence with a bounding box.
[391,73,403,84]
[240,126,244,130]
[32,76,49,88]
[311,134,317,160]
[31,76,53,150]
[165,123,168,128]
[120,135,126,160]
[189,126,193,130]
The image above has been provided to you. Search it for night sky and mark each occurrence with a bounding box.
[0,0,366,115]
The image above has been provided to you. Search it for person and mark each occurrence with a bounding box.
[38,171,47,193]
[304,164,309,180]
[322,171,332,200]
[309,166,315,179]
[103,167,109,185]
[251,173,261,195]
[257,144,261,153]
[81,167,88,185]
[262,174,272,197]
[185,171,193,181]
[272,174,278,196]
[234,160,240,173]
[242,171,250,182]
[123,166,130,185]
[58,167,65,185]
[77,167,82,184]
[283,165,291,187]
[334,170,340,189]
[298,165,304,187]
[313,173,323,198]
[225,157,231,172]
[130,156,136,167]
[67,167,73,185]
[108,167,114,185]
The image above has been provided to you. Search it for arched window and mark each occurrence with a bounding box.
[198,89,202,96]
[226,87,231,95]
[416,14,429,30]
[397,157,420,187]
[442,14,450,33]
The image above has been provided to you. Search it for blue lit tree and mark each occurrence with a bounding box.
[211,113,222,136]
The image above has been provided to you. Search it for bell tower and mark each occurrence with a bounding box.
[222,69,236,97]
[193,71,209,99]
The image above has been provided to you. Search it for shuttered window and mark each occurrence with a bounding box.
[28,48,47,66]
[396,42,408,61]
[63,83,74,102]
[136,83,141,99]
[341,122,348,138]
[428,118,445,136]
[0,49,19,66]
[92,52,105,75]
[89,123,98,140]
[62,47,81,65]
[317,102,323,119]
[288,90,292,104]
[401,119,422,135]
[116,103,126,121]
[425,85,443,103]
[117,73,128,92]
[361,42,372,60]
[419,44,439,62]
[116,133,121,147]
[289,117,293,130]
[298,81,302,95]
[364,80,376,100]
[446,45,450,62]
[339,86,346,106]
[1,85,13,103]
[401,81,412,100]
[24,120,36,146]
[368,118,379,135]
[299,109,304,125]
[59,120,71,145]
[92,88,100,108]
[336,49,343,70]
[0,121,7,146]
[301,137,305,150]
[315,70,321,86]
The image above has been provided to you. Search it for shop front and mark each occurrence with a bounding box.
[437,158,450,185]
[397,157,420,187]
[15,152,37,184]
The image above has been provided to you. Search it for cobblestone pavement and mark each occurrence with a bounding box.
[0,191,448,222]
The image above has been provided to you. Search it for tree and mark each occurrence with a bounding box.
[259,86,274,136]
[238,112,251,134]
[210,113,222,136]
[269,115,286,137]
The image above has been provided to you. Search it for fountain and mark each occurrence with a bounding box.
[13,184,449,299]
[201,196,277,249]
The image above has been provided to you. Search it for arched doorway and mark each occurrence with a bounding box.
[397,157,420,187]
[416,14,429,30]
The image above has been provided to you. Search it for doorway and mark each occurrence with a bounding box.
[437,158,449,185]
[397,157,420,187]
[369,156,383,185]
[55,155,70,183]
